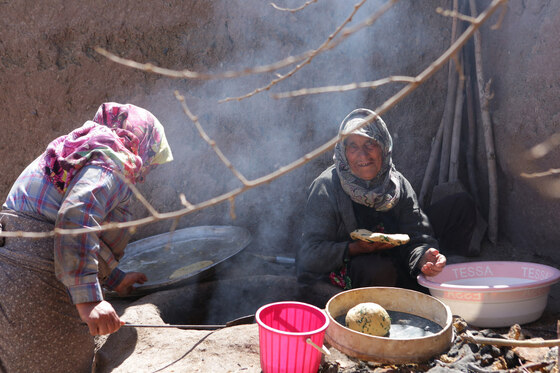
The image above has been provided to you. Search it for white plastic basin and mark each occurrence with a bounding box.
[418,261,560,327]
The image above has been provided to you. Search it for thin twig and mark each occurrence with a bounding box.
[0,0,508,240]
[96,1,396,103]
[491,1,508,30]
[470,0,499,244]
[449,53,465,182]
[463,334,560,348]
[179,193,193,208]
[270,0,318,13]
[438,0,459,185]
[465,76,481,206]
[419,114,444,207]
[272,76,416,99]
[220,0,397,103]
[436,7,476,23]
[520,168,560,178]
[174,91,250,186]
[95,47,312,81]
[113,171,161,218]
[419,0,466,206]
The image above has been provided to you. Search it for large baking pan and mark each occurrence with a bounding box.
[112,225,252,296]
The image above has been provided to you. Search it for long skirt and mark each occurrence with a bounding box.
[0,211,94,373]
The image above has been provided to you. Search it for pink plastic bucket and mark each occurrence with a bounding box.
[256,301,329,373]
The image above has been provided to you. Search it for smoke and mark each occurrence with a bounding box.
[134,0,451,280]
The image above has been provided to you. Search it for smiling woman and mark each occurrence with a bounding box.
[297,108,477,292]
[344,135,383,181]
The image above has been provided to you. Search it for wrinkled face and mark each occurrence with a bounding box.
[344,134,383,181]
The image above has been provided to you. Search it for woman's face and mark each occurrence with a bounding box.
[344,134,383,181]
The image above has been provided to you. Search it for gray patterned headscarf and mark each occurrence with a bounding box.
[334,108,401,211]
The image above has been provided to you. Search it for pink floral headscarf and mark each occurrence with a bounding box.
[41,103,173,193]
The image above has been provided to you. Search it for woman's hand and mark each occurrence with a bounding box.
[419,248,446,276]
[114,272,147,296]
[76,300,123,336]
[348,240,393,256]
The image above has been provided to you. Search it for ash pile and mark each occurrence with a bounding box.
[320,317,559,373]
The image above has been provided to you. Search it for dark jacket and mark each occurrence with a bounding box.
[297,165,438,282]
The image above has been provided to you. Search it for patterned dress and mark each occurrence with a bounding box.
[0,102,173,372]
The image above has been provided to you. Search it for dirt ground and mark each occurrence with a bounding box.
[94,239,560,372]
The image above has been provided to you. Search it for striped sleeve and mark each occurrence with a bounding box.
[53,165,131,304]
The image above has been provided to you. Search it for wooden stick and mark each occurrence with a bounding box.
[449,53,465,182]
[437,0,460,185]
[470,0,499,244]
[465,67,481,207]
[419,0,459,205]
[419,115,444,207]
[463,334,560,348]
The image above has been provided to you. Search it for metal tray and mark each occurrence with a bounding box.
[113,225,252,296]
[325,287,453,363]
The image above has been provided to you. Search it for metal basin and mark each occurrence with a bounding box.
[325,287,453,364]
[115,225,252,295]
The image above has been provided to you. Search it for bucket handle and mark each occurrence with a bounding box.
[306,338,331,356]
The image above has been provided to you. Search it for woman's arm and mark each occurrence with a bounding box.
[394,176,441,276]
[54,165,130,304]
[298,174,348,275]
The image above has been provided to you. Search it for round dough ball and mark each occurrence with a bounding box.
[345,302,391,336]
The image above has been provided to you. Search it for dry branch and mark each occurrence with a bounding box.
[418,115,444,207]
[271,0,318,13]
[436,7,476,24]
[96,0,396,91]
[96,1,398,104]
[174,91,250,186]
[465,77,480,206]
[0,0,508,240]
[520,168,560,178]
[419,0,459,205]
[470,0,499,244]
[220,0,375,103]
[449,54,465,182]
[438,0,460,185]
[463,334,560,348]
[272,76,416,99]
[94,47,311,81]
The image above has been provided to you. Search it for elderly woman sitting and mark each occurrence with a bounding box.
[298,108,476,290]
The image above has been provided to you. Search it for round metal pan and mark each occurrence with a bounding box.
[325,287,453,363]
[112,225,252,296]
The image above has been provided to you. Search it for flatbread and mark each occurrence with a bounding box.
[169,260,213,279]
[350,229,410,246]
